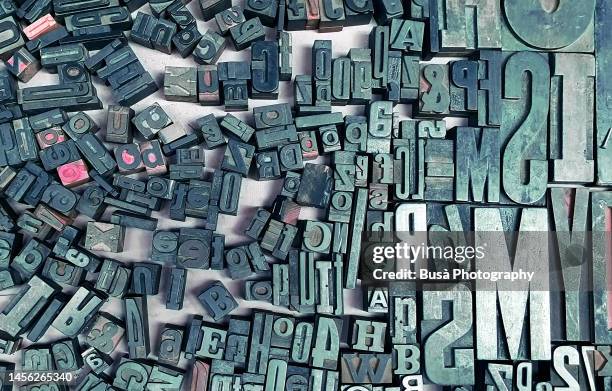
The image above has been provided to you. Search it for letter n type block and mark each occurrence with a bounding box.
[158,325,183,366]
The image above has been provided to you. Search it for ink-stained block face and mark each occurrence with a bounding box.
[23,14,58,40]
[57,159,89,187]
[5,48,40,82]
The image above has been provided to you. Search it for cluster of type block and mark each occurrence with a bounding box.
[0,0,611,389]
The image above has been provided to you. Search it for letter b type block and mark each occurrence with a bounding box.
[198,281,238,321]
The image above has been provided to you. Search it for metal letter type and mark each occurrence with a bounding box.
[331,57,351,105]
[195,322,227,359]
[215,6,245,35]
[229,17,265,51]
[0,275,58,337]
[421,284,474,385]
[312,40,332,108]
[84,312,124,355]
[370,26,389,91]
[85,222,125,253]
[5,48,40,83]
[12,238,50,280]
[318,0,344,32]
[52,286,105,337]
[112,357,151,390]
[164,66,198,103]
[198,281,238,321]
[596,0,612,185]
[132,102,172,140]
[475,207,550,360]
[311,316,342,369]
[0,16,24,61]
[166,267,187,310]
[158,324,183,366]
[199,0,231,21]
[296,163,333,208]
[478,50,502,127]
[279,31,292,81]
[23,14,59,40]
[105,105,133,144]
[501,51,549,205]
[418,63,450,116]
[341,352,392,383]
[373,0,402,25]
[197,65,221,106]
[390,18,424,52]
[245,0,277,26]
[94,259,131,297]
[368,101,393,153]
[344,0,372,25]
[501,0,594,52]
[173,23,202,58]
[131,262,162,295]
[345,188,367,289]
[194,29,226,65]
[592,192,612,344]
[221,139,255,176]
[455,126,500,203]
[550,187,591,342]
[450,59,478,114]
[251,40,279,99]
[124,295,150,359]
[434,0,501,52]
[549,53,595,183]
